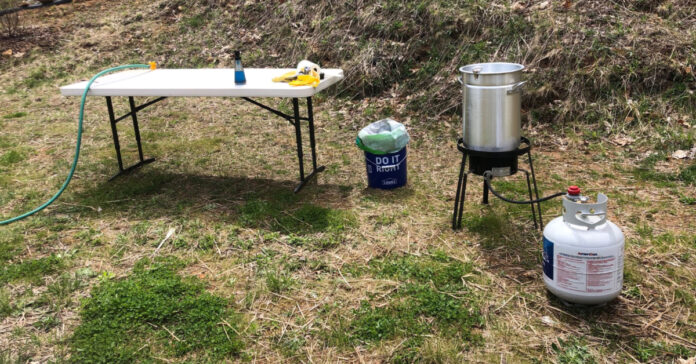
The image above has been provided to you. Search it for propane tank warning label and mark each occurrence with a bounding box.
[543,236,623,294]
[555,250,621,293]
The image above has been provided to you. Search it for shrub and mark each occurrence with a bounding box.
[0,0,22,37]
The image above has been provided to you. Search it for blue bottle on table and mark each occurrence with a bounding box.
[234,51,246,85]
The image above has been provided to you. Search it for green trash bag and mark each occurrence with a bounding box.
[356,118,410,155]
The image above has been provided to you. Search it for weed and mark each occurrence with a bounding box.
[75,228,104,246]
[0,255,64,285]
[35,273,85,309]
[2,112,26,119]
[0,0,22,36]
[183,14,206,28]
[239,196,355,237]
[0,150,25,166]
[329,253,483,357]
[371,251,475,289]
[33,315,61,332]
[0,233,22,263]
[21,67,49,89]
[674,289,695,307]
[0,288,13,319]
[70,257,244,362]
[631,153,693,185]
[197,233,216,250]
[622,285,642,299]
[632,340,695,362]
[265,269,295,293]
[679,163,696,185]
[274,332,306,358]
[679,195,696,205]
[552,337,597,364]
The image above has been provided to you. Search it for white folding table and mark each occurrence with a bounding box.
[60,68,344,192]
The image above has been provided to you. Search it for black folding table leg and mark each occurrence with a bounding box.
[105,97,124,172]
[306,97,318,170]
[242,96,324,193]
[292,98,306,186]
[105,97,155,181]
[291,97,326,193]
[129,97,145,162]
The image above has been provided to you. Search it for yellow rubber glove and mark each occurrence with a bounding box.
[289,74,320,88]
[272,71,298,83]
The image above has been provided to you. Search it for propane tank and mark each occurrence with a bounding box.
[542,186,624,305]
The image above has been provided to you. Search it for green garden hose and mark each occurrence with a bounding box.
[0,64,152,226]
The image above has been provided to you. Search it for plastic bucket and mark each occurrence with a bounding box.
[363,147,407,189]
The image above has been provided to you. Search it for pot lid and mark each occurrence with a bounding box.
[459,62,524,75]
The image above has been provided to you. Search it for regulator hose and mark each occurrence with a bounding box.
[482,171,565,205]
[0,64,152,226]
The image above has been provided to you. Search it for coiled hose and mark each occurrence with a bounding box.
[1,64,151,226]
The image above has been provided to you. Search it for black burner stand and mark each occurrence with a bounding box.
[452,137,543,230]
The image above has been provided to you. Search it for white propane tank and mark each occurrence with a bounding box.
[542,186,624,305]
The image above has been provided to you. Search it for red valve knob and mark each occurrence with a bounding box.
[567,186,581,196]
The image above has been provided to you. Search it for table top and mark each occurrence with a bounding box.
[60,68,344,98]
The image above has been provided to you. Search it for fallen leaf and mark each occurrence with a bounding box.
[672,150,689,159]
[677,356,695,364]
[541,316,555,326]
[511,1,525,12]
[2,49,12,57]
[535,1,550,10]
[677,119,691,128]
[612,135,634,146]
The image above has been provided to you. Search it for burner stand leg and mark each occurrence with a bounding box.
[452,151,468,230]
[482,178,489,205]
[521,168,539,229]
[527,149,543,227]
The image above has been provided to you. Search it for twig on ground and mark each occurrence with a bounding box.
[153,227,176,255]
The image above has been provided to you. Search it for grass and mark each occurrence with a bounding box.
[70,257,245,363]
[0,150,25,166]
[2,112,26,119]
[328,252,484,361]
[632,152,696,185]
[0,255,64,285]
[0,0,694,362]
[552,337,597,364]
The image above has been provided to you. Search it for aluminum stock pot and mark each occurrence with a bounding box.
[458,62,526,152]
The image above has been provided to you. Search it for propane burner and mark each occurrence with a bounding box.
[452,136,543,229]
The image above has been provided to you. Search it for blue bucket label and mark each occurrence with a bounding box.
[542,236,554,280]
[364,147,407,189]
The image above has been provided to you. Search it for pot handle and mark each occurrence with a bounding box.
[461,77,467,139]
[506,81,526,94]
